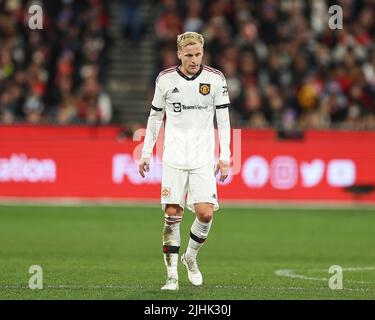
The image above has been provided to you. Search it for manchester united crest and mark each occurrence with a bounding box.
[161,187,170,198]
[199,83,210,96]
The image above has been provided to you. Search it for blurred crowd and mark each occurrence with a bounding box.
[0,0,111,125]
[152,0,375,130]
[1,0,374,130]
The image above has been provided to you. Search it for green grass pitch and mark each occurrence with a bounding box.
[0,203,374,300]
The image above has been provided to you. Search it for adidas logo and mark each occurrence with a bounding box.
[172,87,179,93]
[212,194,217,199]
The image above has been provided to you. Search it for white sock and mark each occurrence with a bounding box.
[186,218,212,259]
[162,215,182,279]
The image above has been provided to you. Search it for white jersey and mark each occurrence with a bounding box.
[142,65,231,170]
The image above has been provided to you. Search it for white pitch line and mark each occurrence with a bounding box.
[275,267,375,285]
[311,267,375,272]
[275,269,327,281]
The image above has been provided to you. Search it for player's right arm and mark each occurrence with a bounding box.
[139,80,165,178]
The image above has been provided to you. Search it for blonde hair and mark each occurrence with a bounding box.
[177,32,204,50]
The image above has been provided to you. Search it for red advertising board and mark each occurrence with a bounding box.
[0,126,374,203]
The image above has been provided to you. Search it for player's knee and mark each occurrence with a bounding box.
[164,204,183,216]
[197,211,213,223]
[195,203,213,223]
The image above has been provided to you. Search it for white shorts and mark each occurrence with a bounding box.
[161,162,219,213]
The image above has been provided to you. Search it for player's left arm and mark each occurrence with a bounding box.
[214,75,231,182]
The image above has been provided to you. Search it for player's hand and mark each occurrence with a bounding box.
[215,160,230,182]
[139,157,150,178]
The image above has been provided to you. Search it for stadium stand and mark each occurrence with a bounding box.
[152,0,375,130]
[0,0,111,125]
[0,0,374,131]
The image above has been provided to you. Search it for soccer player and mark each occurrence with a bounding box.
[139,31,231,290]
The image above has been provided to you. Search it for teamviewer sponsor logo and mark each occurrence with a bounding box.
[182,105,208,110]
[0,154,56,182]
[173,103,181,112]
[172,103,209,112]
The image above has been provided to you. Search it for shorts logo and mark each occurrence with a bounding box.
[162,187,171,198]
[199,83,210,96]
[173,102,181,112]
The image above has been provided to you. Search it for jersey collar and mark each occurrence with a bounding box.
[176,64,203,81]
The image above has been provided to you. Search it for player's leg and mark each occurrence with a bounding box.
[187,202,214,258]
[160,163,188,290]
[181,202,213,286]
[161,204,183,290]
[181,163,218,286]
